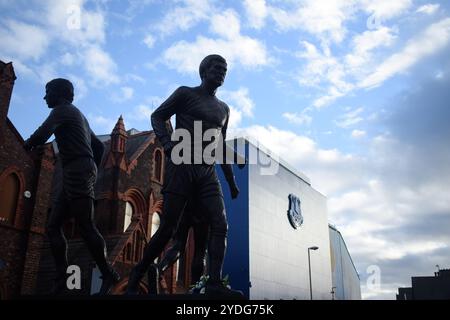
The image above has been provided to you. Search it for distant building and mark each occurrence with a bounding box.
[329,225,361,300]
[219,139,360,300]
[397,269,450,300]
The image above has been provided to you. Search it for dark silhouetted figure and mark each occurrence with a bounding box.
[149,157,246,294]
[24,78,119,295]
[127,55,242,298]
[147,201,208,294]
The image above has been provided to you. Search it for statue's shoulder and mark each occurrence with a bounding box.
[175,85,194,95]
[51,103,75,115]
[68,103,84,116]
[216,97,230,113]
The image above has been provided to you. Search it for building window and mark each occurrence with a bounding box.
[151,212,160,238]
[0,173,20,224]
[124,202,133,232]
[154,149,162,182]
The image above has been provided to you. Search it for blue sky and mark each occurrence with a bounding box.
[2,0,450,299]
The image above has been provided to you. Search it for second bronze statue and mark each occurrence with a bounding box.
[126,54,244,298]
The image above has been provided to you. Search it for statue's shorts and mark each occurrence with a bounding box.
[162,160,223,199]
[61,157,97,200]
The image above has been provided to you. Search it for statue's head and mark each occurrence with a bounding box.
[199,54,227,87]
[44,78,74,108]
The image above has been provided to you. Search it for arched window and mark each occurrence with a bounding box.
[151,212,160,238]
[0,173,20,224]
[124,188,147,233]
[124,202,133,232]
[154,149,162,182]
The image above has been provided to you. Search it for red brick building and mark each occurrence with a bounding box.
[0,61,56,299]
[0,61,196,298]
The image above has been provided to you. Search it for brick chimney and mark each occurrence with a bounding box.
[0,61,17,123]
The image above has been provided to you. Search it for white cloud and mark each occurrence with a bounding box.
[270,0,357,43]
[230,125,362,195]
[112,86,134,103]
[44,0,105,46]
[297,27,396,107]
[279,0,434,108]
[227,106,243,130]
[335,107,364,128]
[163,21,270,75]
[67,74,88,100]
[296,41,353,108]
[345,27,397,70]
[435,70,444,79]
[416,4,440,15]
[0,19,50,61]
[158,6,271,75]
[43,0,116,88]
[61,52,76,66]
[135,104,153,119]
[238,0,410,45]
[128,104,154,122]
[155,0,211,36]
[231,122,450,299]
[216,87,255,129]
[360,0,412,20]
[83,45,119,85]
[297,41,351,95]
[243,0,268,29]
[38,63,58,84]
[329,175,450,260]
[144,95,165,108]
[360,18,450,88]
[313,86,347,108]
[88,113,117,133]
[143,34,155,48]
[124,73,146,84]
[282,112,312,126]
[297,41,338,87]
[4,58,36,79]
[209,9,241,39]
[300,17,450,107]
[351,129,367,138]
[122,87,134,100]
[219,87,255,117]
[0,1,119,91]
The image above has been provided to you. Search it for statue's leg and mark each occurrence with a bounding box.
[195,167,244,298]
[191,220,209,284]
[157,210,191,274]
[71,197,119,295]
[72,197,109,274]
[198,195,228,284]
[46,191,70,293]
[126,193,187,294]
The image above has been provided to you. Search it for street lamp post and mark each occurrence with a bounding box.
[331,286,336,300]
[308,246,319,300]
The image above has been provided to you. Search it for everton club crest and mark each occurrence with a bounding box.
[287,194,303,229]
